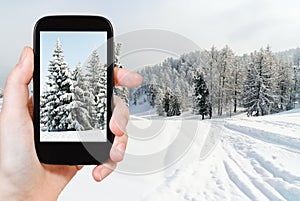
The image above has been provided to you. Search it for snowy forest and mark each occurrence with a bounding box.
[40,38,107,132]
[130,45,300,119]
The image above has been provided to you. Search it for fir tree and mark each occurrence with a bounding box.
[41,38,74,131]
[193,70,210,120]
[156,88,166,116]
[148,77,159,108]
[161,87,181,117]
[68,62,93,131]
[86,50,106,129]
[172,85,182,116]
[162,88,172,116]
[243,47,276,116]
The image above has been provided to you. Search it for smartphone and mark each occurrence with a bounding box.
[33,16,114,165]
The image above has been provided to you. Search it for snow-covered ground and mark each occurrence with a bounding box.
[59,108,300,201]
[41,129,107,142]
[0,96,299,200]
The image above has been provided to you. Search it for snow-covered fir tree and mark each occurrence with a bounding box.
[86,50,106,129]
[193,70,211,119]
[161,87,181,117]
[114,43,129,106]
[171,85,182,116]
[68,62,93,131]
[148,77,159,108]
[41,38,74,131]
[156,88,166,116]
[243,47,276,116]
[162,88,172,117]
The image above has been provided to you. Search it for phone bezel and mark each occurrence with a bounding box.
[33,16,114,165]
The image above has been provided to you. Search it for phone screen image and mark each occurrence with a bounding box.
[40,31,107,142]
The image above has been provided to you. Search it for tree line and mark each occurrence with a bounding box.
[131,45,300,119]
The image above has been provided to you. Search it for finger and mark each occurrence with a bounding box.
[114,67,142,88]
[2,47,33,118]
[109,96,130,136]
[92,159,117,182]
[28,96,33,119]
[76,165,84,171]
[110,133,128,162]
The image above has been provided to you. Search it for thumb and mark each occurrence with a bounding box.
[1,47,33,117]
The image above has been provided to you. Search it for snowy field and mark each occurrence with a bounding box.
[41,129,107,142]
[59,108,300,201]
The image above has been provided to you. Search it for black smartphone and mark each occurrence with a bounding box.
[33,16,114,165]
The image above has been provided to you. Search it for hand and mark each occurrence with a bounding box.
[0,47,142,201]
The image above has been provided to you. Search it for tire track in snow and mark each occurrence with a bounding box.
[252,161,300,200]
[223,160,264,201]
[224,123,300,185]
[222,137,286,201]
[236,118,300,131]
[223,122,300,200]
[223,123,300,152]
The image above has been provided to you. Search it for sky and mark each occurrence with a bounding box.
[1,0,300,87]
[41,31,106,76]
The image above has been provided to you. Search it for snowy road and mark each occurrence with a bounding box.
[144,109,300,201]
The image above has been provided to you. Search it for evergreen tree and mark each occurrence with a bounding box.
[69,62,93,131]
[114,43,129,106]
[243,47,276,116]
[171,86,182,116]
[243,53,257,115]
[162,88,173,116]
[148,77,159,107]
[193,70,210,120]
[86,50,106,129]
[156,88,166,116]
[41,38,74,131]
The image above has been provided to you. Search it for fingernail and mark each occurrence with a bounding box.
[18,47,27,64]
[116,143,126,154]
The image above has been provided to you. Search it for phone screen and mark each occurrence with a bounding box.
[40,31,108,142]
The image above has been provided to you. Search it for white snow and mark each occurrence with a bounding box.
[58,108,300,201]
[40,129,106,142]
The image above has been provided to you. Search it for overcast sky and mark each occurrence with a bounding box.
[1,0,300,87]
